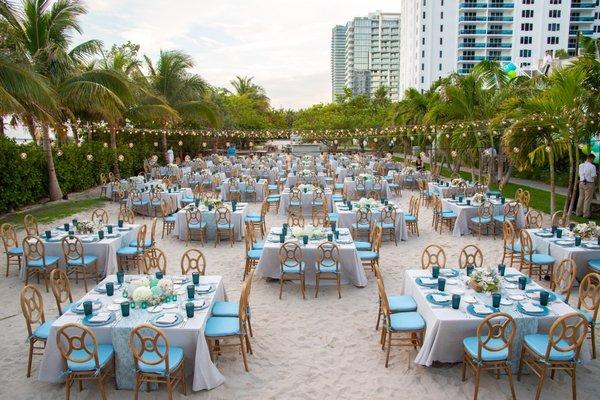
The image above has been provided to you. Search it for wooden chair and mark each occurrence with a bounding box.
[130,191,149,215]
[99,173,109,198]
[23,236,59,292]
[311,209,329,227]
[359,225,382,272]
[130,324,187,398]
[244,179,258,202]
[160,199,176,238]
[462,313,517,400]
[519,230,555,280]
[470,201,494,240]
[352,208,372,240]
[287,213,305,228]
[493,201,520,236]
[577,272,600,359]
[279,242,305,300]
[288,188,302,215]
[432,196,457,234]
[49,269,73,316]
[315,242,341,299]
[215,206,235,247]
[20,285,50,377]
[525,210,544,229]
[1,223,23,276]
[91,208,109,224]
[517,313,588,400]
[180,248,207,275]
[116,224,147,273]
[118,208,135,224]
[61,235,99,292]
[148,190,162,216]
[551,211,569,228]
[458,245,484,269]
[379,206,398,246]
[143,247,167,274]
[186,208,207,246]
[501,220,521,268]
[373,264,417,332]
[514,188,524,204]
[421,245,446,269]
[521,190,531,213]
[246,200,268,238]
[56,323,115,400]
[406,196,420,236]
[550,259,577,304]
[376,278,425,368]
[24,214,39,236]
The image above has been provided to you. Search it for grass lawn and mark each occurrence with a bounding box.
[0,198,108,230]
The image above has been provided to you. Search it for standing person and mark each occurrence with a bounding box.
[166,147,174,164]
[415,155,423,171]
[576,154,597,219]
[227,144,236,159]
[542,50,553,76]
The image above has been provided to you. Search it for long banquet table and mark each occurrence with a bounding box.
[38,274,227,391]
[278,189,333,216]
[173,203,248,241]
[402,267,591,367]
[333,201,408,241]
[343,178,392,200]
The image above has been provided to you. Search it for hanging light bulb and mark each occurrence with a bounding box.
[86,154,93,161]
[178,140,183,146]
[117,154,124,162]
[128,142,134,148]
[20,152,27,160]
[103,142,108,148]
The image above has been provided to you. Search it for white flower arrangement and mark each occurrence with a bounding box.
[573,222,600,239]
[75,220,103,234]
[451,178,466,186]
[203,197,223,208]
[132,286,153,303]
[358,173,373,180]
[468,267,502,293]
[355,197,380,209]
[130,176,144,184]
[167,163,178,168]
[472,193,487,205]
[299,169,312,177]
[291,224,325,240]
[128,277,175,305]
[297,184,314,192]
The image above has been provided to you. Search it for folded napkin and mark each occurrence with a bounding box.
[528,291,541,299]
[463,295,477,303]
[474,305,492,314]
[193,299,205,308]
[89,312,110,323]
[172,276,187,284]
[156,314,177,324]
[440,268,453,275]
[432,294,451,302]
[420,277,437,285]
[522,303,543,313]
[196,284,211,293]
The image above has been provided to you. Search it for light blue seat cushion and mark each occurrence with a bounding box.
[578,309,594,325]
[217,223,233,229]
[379,222,395,229]
[352,223,370,230]
[441,210,457,218]
[67,344,114,372]
[587,260,600,272]
[359,251,378,261]
[245,214,262,222]
[212,301,239,317]
[524,334,575,361]
[471,216,492,224]
[334,184,344,189]
[524,254,555,265]
[252,242,265,250]
[463,337,509,361]
[132,200,149,206]
[164,215,176,223]
[388,295,417,313]
[493,215,515,223]
[247,249,263,260]
[268,184,278,190]
[505,242,522,252]
[267,196,280,202]
[404,215,417,222]
[8,246,23,255]
[289,201,301,207]
[354,241,372,251]
[205,316,240,337]
[138,345,183,375]
[331,195,344,202]
[188,222,207,230]
[67,255,98,266]
[389,312,425,331]
[282,261,305,274]
[328,213,338,222]
[317,259,338,273]
[117,246,142,256]
[28,256,60,268]
[129,239,153,248]
[32,320,54,340]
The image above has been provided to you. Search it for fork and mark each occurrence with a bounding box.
[180,317,188,328]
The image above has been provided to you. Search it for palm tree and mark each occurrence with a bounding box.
[229,75,270,112]
[138,50,219,160]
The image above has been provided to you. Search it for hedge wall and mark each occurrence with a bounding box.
[0,136,154,213]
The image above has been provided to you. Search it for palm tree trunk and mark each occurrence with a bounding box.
[109,126,120,178]
[564,145,575,215]
[42,124,63,201]
[71,123,79,144]
[162,129,168,162]
[25,114,38,143]
[497,145,505,185]
[549,151,556,215]
[0,116,4,137]
[567,146,580,215]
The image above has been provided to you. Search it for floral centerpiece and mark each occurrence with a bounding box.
[130,176,145,184]
[299,169,312,177]
[355,197,380,209]
[75,220,103,234]
[468,268,502,293]
[358,173,373,180]
[291,225,325,240]
[297,184,314,192]
[126,277,175,306]
[401,166,415,175]
[167,163,178,168]
[472,193,487,205]
[573,222,600,239]
[203,197,222,208]
[451,178,465,186]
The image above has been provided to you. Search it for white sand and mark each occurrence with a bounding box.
[0,188,598,399]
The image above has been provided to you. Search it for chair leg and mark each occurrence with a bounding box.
[473,366,481,400]
[591,328,596,359]
[506,365,517,400]
[571,365,577,400]
[337,275,341,299]
[534,365,547,400]
[385,330,392,368]
[279,276,284,299]
[314,274,320,298]
[26,341,33,378]
[240,335,249,372]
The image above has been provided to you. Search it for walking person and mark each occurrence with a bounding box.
[542,50,553,76]
[576,154,597,219]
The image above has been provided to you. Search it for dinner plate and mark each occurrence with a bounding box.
[525,289,557,302]
[162,303,178,309]
[82,312,116,327]
[517,302,550,317]
[582,243,600,249]
[106,304,120,312]
[500,298,513,306]
[426,292,452,306]
[450,288,465,295]
[509,293,526,301]
[113,298,128,304]
[416,277,438,288]
[195,284,214,294]
[94,282,122,293]
[555,239,575,246]
[147,305,163,313]
[150,313,183,328]
[462,295,478,304]
[467,304,498,318]
[534,232,554,238]
[72,300,103,314]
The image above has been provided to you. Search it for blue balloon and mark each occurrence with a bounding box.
[504,62,517,72]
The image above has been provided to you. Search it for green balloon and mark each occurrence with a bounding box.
[582,144,591,155]
[507,70,517,79]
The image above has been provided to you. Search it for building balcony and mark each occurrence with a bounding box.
[571,3,596,8]
[459,2,487,8]
[459,16,487,22]
[458,68,474,74]
[458,42,487,48]
[570,30,594,35]
[459,29,487,34]
[458,55,511,61]
[570,16,595,22]
[487,29,513,34]
[487,16,513,22]
[488,2,514,8]
[487,55,512,61]
[487,42,512,48]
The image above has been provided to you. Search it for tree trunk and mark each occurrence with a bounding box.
[71,123,79,144]
[162,130,168,162]
[0,116,4,137]
[567,146,580,216]
[110,126,120,178]
[42,124,63,201]
[497,145,505,184]
[549,151,556,215]
[87,127,92,142]
[564,145,575,215]
[25,114,38,143]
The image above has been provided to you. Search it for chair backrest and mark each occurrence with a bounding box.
[503,201,520,218]
[20,285,45,337]
[521,190,531,207]
[551,211,569,228]
[180,248,207,275]
[24,214,38,236]
[160,199,172,220]
[518,229,534,257]
[61,235,86,263]
[316,242,339,272]
[143,247,167,274]
[421,244,446,269]
[371,225,383,253]
[514,188,524,203]
[577,272,600,322]
[355,208,371,226]
[459,245,483,268]
[289,188,301,203]
[134,225,147,253]
[129,324,173,372]
[186,208,202,226]
[279,242,303,271]
[1,223,18,251]
[50,269,73,315]
[56,323,102,371]
[375,278,391,320]
[410,196,420,218]
[477,201,494,219]
[91,208,109,224]
[287,213,305,228]
[215,206,231,226]
[551,259,577,303]
[311,210,328,227]
[380,206,396,225]
[525,210,544,229]
[474,312,516,361]
[118,208,135,224]
[149,217,157,242]
[543,313,588,361]
[502,220,517,249]
[22,236,46,265]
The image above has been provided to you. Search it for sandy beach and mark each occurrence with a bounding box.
[0,188,598,400]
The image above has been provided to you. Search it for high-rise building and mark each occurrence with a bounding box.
[331,11,401,101]
[331,25,347,100]
[399,0,600,95]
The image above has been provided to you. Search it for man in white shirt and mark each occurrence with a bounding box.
[166,147,174,164]
[542,51,553,76]
[576,154,597,218]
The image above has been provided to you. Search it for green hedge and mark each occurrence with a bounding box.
[0,136,155,213]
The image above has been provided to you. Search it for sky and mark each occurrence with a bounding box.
[78,0,400,110]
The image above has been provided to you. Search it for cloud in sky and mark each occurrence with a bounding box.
[79,0,400,110]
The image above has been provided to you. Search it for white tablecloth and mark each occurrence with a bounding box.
[38,274,227,391]
[174,205,247,241]
[127,189,192,212]
[334,202,408,241]
[19,225,140,279]
[402,268,590,366]
[278,190,333,216]
[285,173,326,188]
[255,228,367,287]
[528,228,600,279]
[220,179,266,202]
[442,197,525,237]
[343,178,392,199]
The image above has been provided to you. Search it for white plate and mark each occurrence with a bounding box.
[445,278,458,285]
[113,298,128,304]
[500,298,513,306]
[162,303,178,309]
[463,296,478,304]
[504,283,518,289]
[106,304,120,311]
[147,305,163,313]
[509,294,526,301]
[450,288,464,295]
